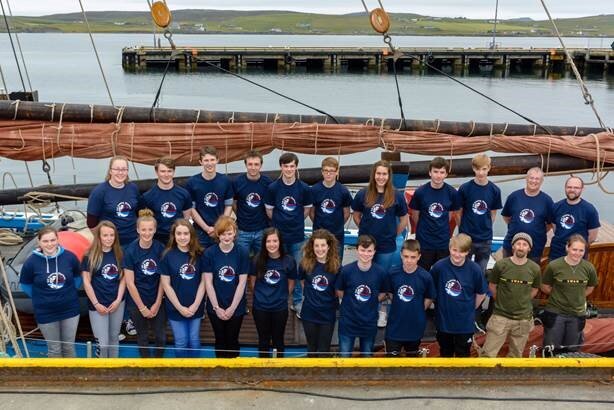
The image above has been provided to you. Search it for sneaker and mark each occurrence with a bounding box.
[377,310,387,328]
[124,319,137,336]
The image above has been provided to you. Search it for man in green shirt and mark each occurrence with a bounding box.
[541,234,598,355]
[481,232,541,357]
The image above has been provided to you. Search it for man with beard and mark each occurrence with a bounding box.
[501,167,554,263]
[549,177,600,261]
[480,233,541,357]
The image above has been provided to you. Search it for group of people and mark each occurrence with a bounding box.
[19,147,600,358]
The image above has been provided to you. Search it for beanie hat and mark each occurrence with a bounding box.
[512,232,533,249]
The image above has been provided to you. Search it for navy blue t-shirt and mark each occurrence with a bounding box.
[458,180,502,243]
[87,181,142,245]
[159,248,205,321]
[123,239,165,307]
[336,262,387,338]
[202,245,249,317]
[82,251,123,311]
[311,181,352,244]
[20,248,81,324]
[232,173,272,232]
[501,189,554,258]
[143,184,192,238]
[385,265,436,342]
[185,172,234,245]
[431,258,487,334]
[409,182,461,250]
[299,262,339,324]
[550,199,600,260]
[351,189,408,253]
[249,254,297,311]
[265,178,313,245]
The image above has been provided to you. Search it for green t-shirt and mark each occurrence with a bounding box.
[488,257,541,320]
[543,257,598,317]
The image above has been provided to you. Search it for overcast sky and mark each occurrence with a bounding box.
[7,0,614,19]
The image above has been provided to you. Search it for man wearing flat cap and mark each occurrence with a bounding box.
[480,232,541,357]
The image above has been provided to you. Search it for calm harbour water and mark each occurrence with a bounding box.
[0,34,613,233]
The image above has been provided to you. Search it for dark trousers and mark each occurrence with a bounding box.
[419,249,450,271]
[252,308,288,358]
[302,320,335,357]
[385,339,421,357]
[436,331,473,357]
[209,314,244,358]
[128,304,167,358]
[542,310,586,355]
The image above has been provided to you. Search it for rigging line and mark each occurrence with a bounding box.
[149,51,176,121]
[538,0,610,132]
[384,36,407,129]
[0,64,10,98]
[0,0,26,92]
[196,58,339,124]
[77,0,115,107]
[5,0,32,91]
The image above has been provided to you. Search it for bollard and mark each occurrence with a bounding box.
[86,341,92,358]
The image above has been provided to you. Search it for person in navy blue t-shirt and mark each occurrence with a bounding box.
[336,235,387,357]
[431,234,487,357]
[203,216,249,358]
[249,227,296,358]
[299,229,341,357]
[265,152,313,311]
[385,239,435,357]
[501,167,554,263]
[160,219,206,358]
[82,221,127,358]
[310,157,351,261]
[409,157,461,271]
[186,146,234,248]
[124,211,166,358]
[87,156,142,246]
[457,154,502,273]
[233,150,272,255]
[20,227,82,358]
[143,157,193,246]
[550,176,600,260]
[351,160,408,272]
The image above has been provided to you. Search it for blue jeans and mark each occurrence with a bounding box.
[338,333,376,358]
[286,240,306,306]
[237,229,263,256]
[374,251,398,272]
[469,241,491,273]
[169,318,202,358]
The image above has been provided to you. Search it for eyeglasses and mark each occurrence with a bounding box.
[111,168,129,172]
[322,169,337,174]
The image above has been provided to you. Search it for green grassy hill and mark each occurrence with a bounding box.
[1,10,613,36]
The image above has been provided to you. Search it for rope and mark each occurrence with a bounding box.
[10,99,19,120]
[0,64,9,98]
[77,0,114,106]
[4,0,32,91]
[189,110,201,163]
[0,228,23,246]
[0,0,26,92]
[0,257,29,357]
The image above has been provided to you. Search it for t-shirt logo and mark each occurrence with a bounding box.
[445,279,462,297]
[140,259,158,276]
[397,285,415,302]
[179,263,196,280]
[204,192,219,207]
[312,275,329,291]
[519,209,535,224]
[472,200,488,215]
[354,284,372,302]
[116,202,132,218]
[246,192,261,208]
[320,199,336,214]
[370,203,386,219]
[161,202,177,218]
[559,214,575,230]
[46,272,66,290]
[264,269,281,285]
[101,264,119,280]
[218,265,236,282]
[281,196,297,212]
[428,203,445,218]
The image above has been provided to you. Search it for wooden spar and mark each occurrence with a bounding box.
[0,100,604,137]
[0,154,604,206]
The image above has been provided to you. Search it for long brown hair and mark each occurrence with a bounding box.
[365,160,395,209]
[87,221,123,275]
[300,229,340,275]
[164,219,202,264]
[255,228,287,281]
